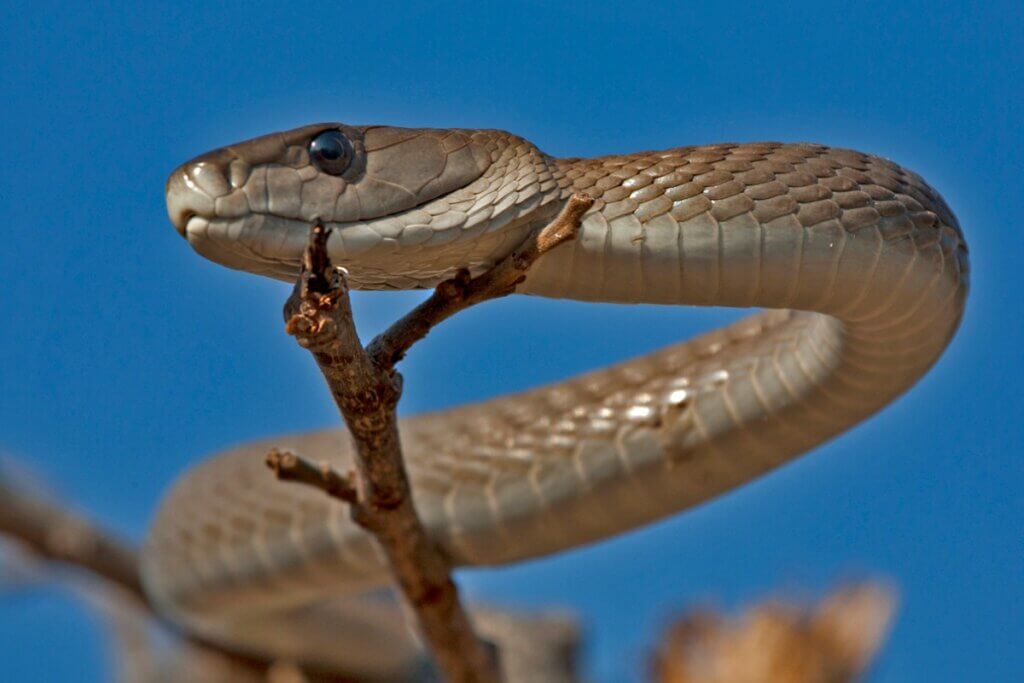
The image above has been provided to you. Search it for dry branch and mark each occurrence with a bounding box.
[267,193,593,683]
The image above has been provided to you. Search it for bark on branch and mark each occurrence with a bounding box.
[266,193,593,683]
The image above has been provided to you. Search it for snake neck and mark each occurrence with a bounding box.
[307,131,568,290]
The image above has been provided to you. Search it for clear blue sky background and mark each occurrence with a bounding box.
[1,2,1021,680]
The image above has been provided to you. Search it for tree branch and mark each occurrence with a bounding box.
[266,448,359,505]
[0,475,145,603]
[267,193,593,683]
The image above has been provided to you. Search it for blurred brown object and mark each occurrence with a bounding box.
[652,583,896,683]
[473,607,581,683]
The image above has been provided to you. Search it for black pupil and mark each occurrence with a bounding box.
[310,130,351,173]
[315,134,344,159]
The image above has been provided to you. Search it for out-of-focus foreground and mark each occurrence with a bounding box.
[653,584,895,683]
[2,456,895,682]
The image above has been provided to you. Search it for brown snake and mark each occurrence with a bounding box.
[152,124,968,679]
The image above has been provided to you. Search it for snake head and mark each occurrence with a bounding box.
[166,123,556,287]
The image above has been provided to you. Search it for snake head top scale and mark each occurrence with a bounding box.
[165,124,563,288]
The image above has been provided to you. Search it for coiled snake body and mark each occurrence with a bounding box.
[154,124,968,679]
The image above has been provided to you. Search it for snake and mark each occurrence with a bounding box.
[149,123,968,680]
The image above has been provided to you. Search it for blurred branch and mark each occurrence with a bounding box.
[0,473,144,602]
[0,464,343,681]
[651,582,897,683]
[267,193,592,683]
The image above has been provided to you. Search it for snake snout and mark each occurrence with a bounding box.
[165,153,233,237]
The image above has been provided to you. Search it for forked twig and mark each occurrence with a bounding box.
[266,193,593,683]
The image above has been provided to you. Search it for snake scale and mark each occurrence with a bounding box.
[152,123,968,679]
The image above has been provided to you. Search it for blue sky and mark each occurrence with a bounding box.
[1,2,1021,680]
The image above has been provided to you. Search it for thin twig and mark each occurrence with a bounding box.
[267,193,593,683]
[266,448,358,504]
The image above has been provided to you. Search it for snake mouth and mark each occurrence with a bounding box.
[182,213,310,280]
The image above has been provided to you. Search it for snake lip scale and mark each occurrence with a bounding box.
[153,123,968,678]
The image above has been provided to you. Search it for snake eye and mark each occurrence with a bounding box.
[308,129,353,175]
